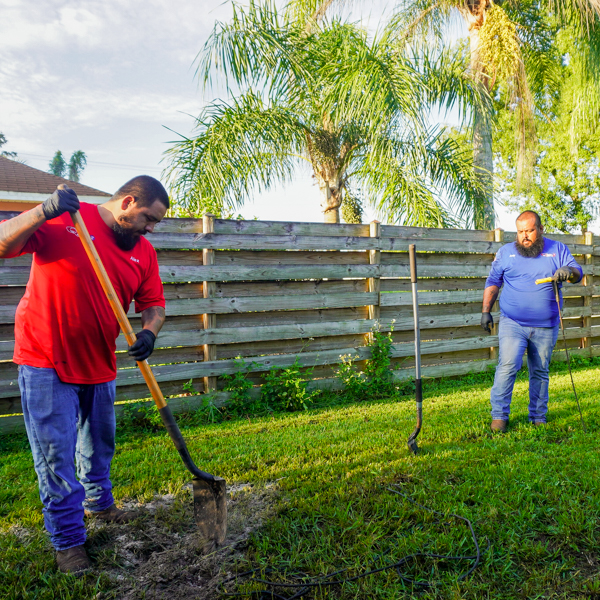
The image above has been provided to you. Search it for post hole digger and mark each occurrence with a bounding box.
[407,244,423,455]
[61,185,227,549]
[535,275,587,432]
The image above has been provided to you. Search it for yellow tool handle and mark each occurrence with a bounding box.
[65,199,167,410]
[535,277,555,285]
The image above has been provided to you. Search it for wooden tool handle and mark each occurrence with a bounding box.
[67,202,167,409]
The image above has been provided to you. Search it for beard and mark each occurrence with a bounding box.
[111,218,141,251]
[515,235,544,258]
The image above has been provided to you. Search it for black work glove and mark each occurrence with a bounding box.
[481,312,494,334]
[42,187,80,221]
[553,266,572,282]
[128,329,156,361]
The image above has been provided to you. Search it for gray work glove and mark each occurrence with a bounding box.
[481,312,493,334]
[42,187,80,221]
[553,266,572,282]
[128,329,156,361]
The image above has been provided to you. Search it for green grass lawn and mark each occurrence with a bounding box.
[2,360,600,599]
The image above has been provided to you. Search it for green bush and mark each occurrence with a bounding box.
[261,359,318,412]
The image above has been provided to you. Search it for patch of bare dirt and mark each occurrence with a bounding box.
[91,481,279,600]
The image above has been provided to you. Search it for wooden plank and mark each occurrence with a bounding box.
[162,292,378,315]
[215,279,366,298]
[151,232,378,251]
[0,255,32,267]
[380,277,486,293]
[218,306,369,328]
[382,290,483,306]
[159,264,378,283]
[150,232,506,254]
[380,225,493,241]
[154,218,203,233]
[195,320,377,346]
[216,334,368,361]
[215,250,367,266]
[0,267,32,285]
[214,219,369,237]
[382,252,495,267]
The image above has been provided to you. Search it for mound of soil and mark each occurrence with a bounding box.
[91,482,278,600]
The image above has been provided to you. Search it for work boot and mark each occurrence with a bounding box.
[56,545,91,575]
[85,503,138,524]
[532,421,546,427]
[490,419,508,433]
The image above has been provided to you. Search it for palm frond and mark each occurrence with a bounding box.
[164,92,306,215]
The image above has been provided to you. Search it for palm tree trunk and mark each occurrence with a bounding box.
[320,183,341,223]
[463,6,495,230]
[473,100,494,229]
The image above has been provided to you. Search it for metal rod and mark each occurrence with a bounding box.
[407,244,422,454]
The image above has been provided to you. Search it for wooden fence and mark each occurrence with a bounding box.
[1,213,598,434]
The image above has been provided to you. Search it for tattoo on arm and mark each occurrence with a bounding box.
[141,306,166,336]
[0,205,46,258]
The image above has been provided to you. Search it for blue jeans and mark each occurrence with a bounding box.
[490,316,559,423]
[19,365,116,551]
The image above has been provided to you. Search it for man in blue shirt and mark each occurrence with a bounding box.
[481,211,583,432]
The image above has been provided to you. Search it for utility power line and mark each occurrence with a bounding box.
[16,152,162,173]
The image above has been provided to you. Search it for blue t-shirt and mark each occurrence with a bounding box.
[485,238,583,328]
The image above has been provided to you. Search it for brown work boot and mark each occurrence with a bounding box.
[490,419,508,433]
[56,545,91,575]
[85,503,138,524]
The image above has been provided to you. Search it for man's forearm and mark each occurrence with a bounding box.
[140,306,166,337]
[482,285,499,313]
[0,205,46,258]
[569,267,582,284]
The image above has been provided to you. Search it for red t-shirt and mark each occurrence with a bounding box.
[13,202,165,384]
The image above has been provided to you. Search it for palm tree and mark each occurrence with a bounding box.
[49,151,67,177]
[165,0,485,226]
[68,150,87,183]
[291,0,600,228]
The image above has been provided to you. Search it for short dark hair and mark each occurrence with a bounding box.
[516,210,542,228]
[112,175,170,209]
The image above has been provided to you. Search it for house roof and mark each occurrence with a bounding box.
[0,156,111,197]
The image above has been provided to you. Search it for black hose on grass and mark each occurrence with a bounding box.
[219,486,488,599]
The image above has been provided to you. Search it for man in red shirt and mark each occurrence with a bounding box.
[0,175,168,574]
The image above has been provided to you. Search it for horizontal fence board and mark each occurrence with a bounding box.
[164,292,377,315]
[217,334,367,361]
[381,277,487,292]
[216,250,367,266]
[215,279,366,297]
[381,225,493,241]
[159,264,378,283]
[214,219,369,237]
[218,306,369,328]
[381,252,495,266]
[150,233,507,254]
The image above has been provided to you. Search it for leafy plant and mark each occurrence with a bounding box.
[261,359,318,412]
[221,359,258,417]
[336,323,412,400]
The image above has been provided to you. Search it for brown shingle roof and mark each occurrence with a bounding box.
[0,155,111,196]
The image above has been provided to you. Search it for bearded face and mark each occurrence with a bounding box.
[111,214,143,251]
[515,234,544,257]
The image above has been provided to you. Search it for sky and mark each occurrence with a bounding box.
[0,0,522,229]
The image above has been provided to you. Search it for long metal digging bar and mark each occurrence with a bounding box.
[407,244,423,454]
[535,276,587,432]
[62,188,227,548]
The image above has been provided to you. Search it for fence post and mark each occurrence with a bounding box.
[202,213,217,393]
[581,231,594,353]
[490,227,504,361]
[366,220,381,343]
